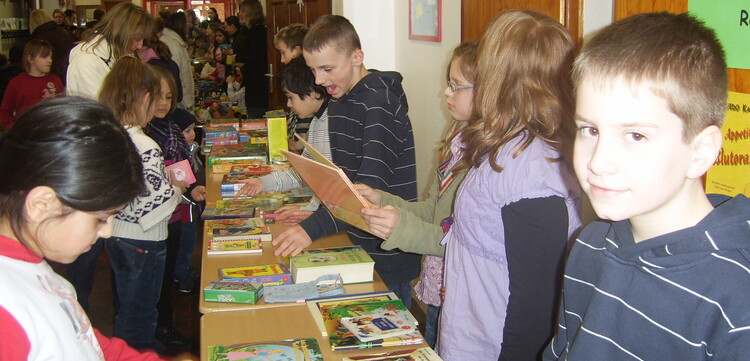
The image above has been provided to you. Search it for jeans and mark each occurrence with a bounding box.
[385,281,413,310]
[105,236,166,351]
[65,238,105,311]
[157,222,181,327]
[424,304,440,350]
[173,219,198,283]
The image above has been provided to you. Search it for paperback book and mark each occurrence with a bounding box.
[207,239,262,255]
[201,206,256,220]
[204,217,265,234]
[290,245,374,284]
[334,300,419,342]
[203,280,263,304]
[212,224,272,242]
[207,338,323,361]
[208,143,267,167]
[342,347,442,361]
[306,292,399,337]
[218,263,292,285]
[212,158,262,174]
[165,159,196,185]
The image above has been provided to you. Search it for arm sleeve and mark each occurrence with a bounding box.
[95,329,168,361]
[498,196,569,361]
[0,79,17,130]
[66,53,109,100]
[259,168,303,193]
[0,305,30,361]
[379,184,446,256]
[135,147,181,231]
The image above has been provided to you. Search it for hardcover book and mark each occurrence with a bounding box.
[290,245,374,284]
[265,110,288,163]
[208,143,267,166]
[336,301,419,342]
[229,163,289,175]
[165,159,196,185]
[207,338,323,361]
[306,291,399,337]
[211,158,262,174]
[212,225,272,242]
[218,263,292,285]
[204,217,265,234]
[342,347,442,361]
[203,280,263,304]
[201,207,256,220]
[324,299,422,351]
[207,239,262,255]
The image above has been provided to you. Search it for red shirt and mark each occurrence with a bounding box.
[0,72,63,130]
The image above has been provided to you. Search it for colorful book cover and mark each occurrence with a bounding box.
[219,263,292,285]
[290,246,374,284]
[341,347,443,361]
[212,158,263,174]
[215,199,259,208]
[306,292,398,337]
[165,159,196,185]
[229,163,289,175]
[201,207,256,220]
[208,144,267,166]
[207,239,262,255]
[203,280,263,304]
[205,217,265,234]
[207,338,324,361]
[212,225,272,242]
[266,112,288,163]
[204,125,239,139]
[338,304,419,342]
[324,300,422,351]
[301,246,366,255]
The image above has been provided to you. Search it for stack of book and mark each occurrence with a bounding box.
[211,158,263,174]
[208,143,268,167]
[290,245,375,284]
[204,125,239,146]
[228,163,289,176]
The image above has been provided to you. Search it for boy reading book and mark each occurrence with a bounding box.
[544,12,750,360]
[272,15,421,306]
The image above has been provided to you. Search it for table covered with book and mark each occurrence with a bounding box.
[195,112,436,360]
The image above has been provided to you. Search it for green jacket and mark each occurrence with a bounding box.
[379,169,467,257]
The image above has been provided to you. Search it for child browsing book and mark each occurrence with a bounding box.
[0,39,63,131]
[435,11,582,360]
[0,97,197,360]
[355,41,477,349]
[273,23,312,139]
[98,57,186,352]
[234,56,330,222]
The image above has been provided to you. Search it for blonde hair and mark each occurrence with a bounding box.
[274,23,308,49]
[153,66,177,114]
[82,3,153,61]
[458,10,575,173]
[573,12,727,140]
[29,9,52,33]
[99,57,161,127]
[303,15,361,56]
[438,41,477,166]
[22,39,52,73]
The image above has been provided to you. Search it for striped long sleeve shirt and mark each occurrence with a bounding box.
[544,194,750,361]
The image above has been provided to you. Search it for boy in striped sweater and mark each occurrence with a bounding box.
[271,15,421,306]
[544,12,750,360]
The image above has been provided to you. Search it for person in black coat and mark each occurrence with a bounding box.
[235,0,268,118]
[29,9,75,85]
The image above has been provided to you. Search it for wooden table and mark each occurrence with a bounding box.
[200,305,424,361]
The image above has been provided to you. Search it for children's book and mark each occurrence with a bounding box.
[336,301,419,342]
[204,217,265,234]
[281,138,371,232]
[290,245,374,284]
[208,143,267,166]
[215,199,259,208]
[201,206,256,220]
[203,280,263,304]
[207,239,262,255]
[212,225,272,242]
[229,163,288,175]
[212,158,263,174]
[342,347,443,361]
[165,159,196,185]
[207,338,324,361]
[324,299,422,351]
[218,263,292,285]
[306,291,399,337]
[265,110,288,163]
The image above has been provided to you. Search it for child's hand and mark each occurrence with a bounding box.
[276,205,313,225]
[288,139,303,153]
[360,205,400,239]
[235,178,262,198]
[190,185,206,201]
[272,225,313,256]
[353,183,381,207]
[172,179,189,195]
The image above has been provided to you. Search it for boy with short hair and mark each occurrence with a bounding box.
[273,15,421,306]
[544,12,750,360]
[274,23,308,64]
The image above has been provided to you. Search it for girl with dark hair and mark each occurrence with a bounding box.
[161,11,194,109]
[0,96,174,360]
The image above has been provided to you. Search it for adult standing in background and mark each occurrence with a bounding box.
[66,2,153,100]
[52,9,65,27]
[85,9,104,30]
[161,12,195,110]
[206,7,221,26]
[235,0,267,118]
[63,9,79,38]
[29,9,75,85]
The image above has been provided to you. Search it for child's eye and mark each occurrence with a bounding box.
[627,132,646,141]
[577,126,598,137]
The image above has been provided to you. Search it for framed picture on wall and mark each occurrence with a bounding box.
[409,0,441,42]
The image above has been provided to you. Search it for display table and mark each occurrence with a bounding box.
[200,305,423,361]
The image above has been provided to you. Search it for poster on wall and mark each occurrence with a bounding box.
[689,0,750,70]
[409,0,441,42]
[705,91,750,197]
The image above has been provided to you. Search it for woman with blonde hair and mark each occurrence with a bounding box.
[66,2,153,99]
[28,8,74,84]
[436,10,582,360]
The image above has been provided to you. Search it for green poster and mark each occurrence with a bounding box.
[689,0,750,69]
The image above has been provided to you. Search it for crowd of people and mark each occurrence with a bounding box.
[0,3,748,361]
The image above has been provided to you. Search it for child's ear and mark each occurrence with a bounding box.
[687,125,722,179]
[351,49,364,67]
[25,186,62,223]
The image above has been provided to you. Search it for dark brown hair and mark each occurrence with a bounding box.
[99,57,161,126]
[22,39,53,73]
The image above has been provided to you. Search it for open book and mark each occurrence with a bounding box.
[280,134,371,232]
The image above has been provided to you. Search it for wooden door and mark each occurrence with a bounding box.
[265,0,331,110]
[614,0,750,93]
[461,0,582,46]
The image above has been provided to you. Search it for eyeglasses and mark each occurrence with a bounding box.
[447,81,474,93]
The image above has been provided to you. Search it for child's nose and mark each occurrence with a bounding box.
[587,140,618,175]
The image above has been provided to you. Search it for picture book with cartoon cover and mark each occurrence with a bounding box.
[212,225,272,242]
[207,239,262,255]
[341,347,443,361]
[207,338,324,361]
[306,291,399,337]
[218,263,292,285]
[290,246,374,284]
[204,217,265,234]
[324,299,422,351]
[336,301,419,342]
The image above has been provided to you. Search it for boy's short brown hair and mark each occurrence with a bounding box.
[22,39,52,73]
[573,12,727,140]
[274,23,308,49]
[302,15,361,55]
